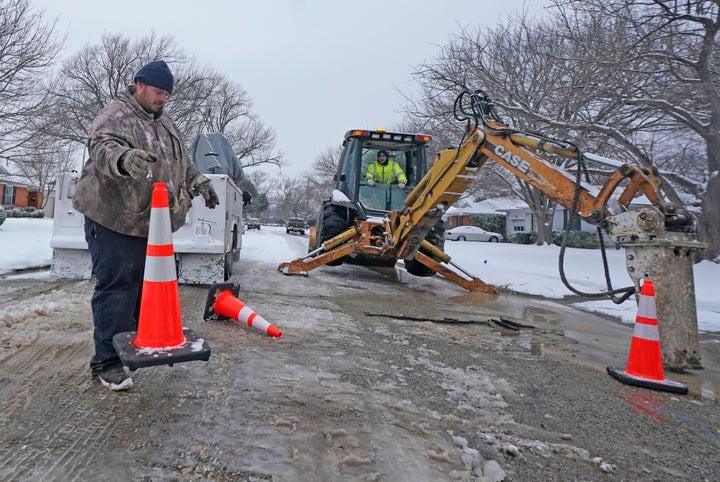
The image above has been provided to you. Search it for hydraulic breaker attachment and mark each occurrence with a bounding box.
[604,208,707,370]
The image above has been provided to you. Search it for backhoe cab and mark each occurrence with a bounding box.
[307,128,443,273]
[336,128,431,215]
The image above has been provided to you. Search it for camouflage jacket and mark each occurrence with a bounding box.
[73,86,206,237]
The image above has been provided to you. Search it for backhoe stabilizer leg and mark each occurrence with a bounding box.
[412,251,498,294]
[278,234,357,276]
[277,260,310,276]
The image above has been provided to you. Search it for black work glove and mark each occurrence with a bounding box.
[195,181,220,209]
[120,149,158,179]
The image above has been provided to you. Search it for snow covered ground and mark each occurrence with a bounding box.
[1,216,718,332]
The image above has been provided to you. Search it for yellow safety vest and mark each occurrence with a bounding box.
[365,160,407,184]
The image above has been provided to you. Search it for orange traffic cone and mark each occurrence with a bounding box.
[135,182,184,347]
[607,280,688,395]
[204,282,282,338]
[112,182,211,370]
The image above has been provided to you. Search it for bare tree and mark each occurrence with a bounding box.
[298,144,343,221]
[226,121,284,170]
[404,16,576,244]
[551,0,720,259]
[241,169,273,217]
[0,0,61,162]
[244,169,273,196]
[405,1,718,256]
[306,144,341,183]
[270,177,307,220]
[43,32,284,172]
[516,0,718,256]
[42,33,184,146]
[10,135,76,209]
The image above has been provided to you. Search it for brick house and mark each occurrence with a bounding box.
[0,165,44,210]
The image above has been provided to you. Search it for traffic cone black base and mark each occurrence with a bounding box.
[204,282,282,338]
[203,282,240,321]
[606,366,688,395]
[113,328,211,371]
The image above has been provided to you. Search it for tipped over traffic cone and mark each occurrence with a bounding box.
[204,282,282,338]
[112,182,211,371]
[607,280,687,395]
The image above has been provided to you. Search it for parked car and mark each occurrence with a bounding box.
[444,225,503,242]
[286,218,306,235]
[246,218,261,230]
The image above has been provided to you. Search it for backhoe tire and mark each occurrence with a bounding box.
[405,220,445,277]
[319,206,350,266]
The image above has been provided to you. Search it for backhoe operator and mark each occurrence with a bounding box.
[365,150,407,189]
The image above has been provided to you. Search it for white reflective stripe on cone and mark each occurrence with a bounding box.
[144,255,177,282]
[637,293,657,319]
[238,306,255,325]
[148,207,173,245]
[249,315,272,332]
[633,322,660,341]
[237,305,272,331]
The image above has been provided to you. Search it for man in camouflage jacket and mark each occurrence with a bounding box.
[73,60,219,391]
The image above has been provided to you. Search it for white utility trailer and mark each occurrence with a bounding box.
[50,172,244,284]
[50,133,247,285]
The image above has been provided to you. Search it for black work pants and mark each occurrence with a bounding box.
[84,218,147,373]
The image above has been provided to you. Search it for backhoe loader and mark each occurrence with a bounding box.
[278,89,706,370]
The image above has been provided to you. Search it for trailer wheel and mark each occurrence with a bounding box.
[232,226,240,261]
[224,252,233,280]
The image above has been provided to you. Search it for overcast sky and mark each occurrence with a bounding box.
[36,0,546,178]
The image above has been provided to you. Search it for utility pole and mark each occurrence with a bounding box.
[306,179,310,214]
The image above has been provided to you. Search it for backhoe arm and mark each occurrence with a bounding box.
[393,117,682,260]
[389,90,705,370]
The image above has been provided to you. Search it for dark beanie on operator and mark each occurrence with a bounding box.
[134,60,174,94]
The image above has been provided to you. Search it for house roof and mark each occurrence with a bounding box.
[446,193,653,218]
[0,166,39,189]
[445,196,525,216]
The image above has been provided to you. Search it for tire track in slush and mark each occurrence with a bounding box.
[0,332,137,481]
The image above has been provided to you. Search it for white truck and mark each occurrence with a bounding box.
[50,133,247,285]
